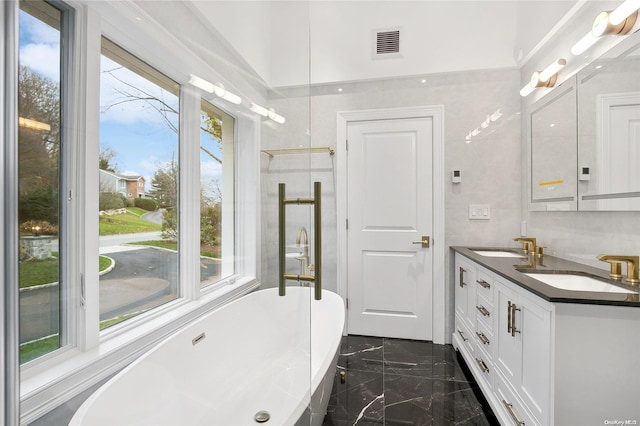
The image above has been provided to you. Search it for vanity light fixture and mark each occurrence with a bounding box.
[212,83,242,105]
[571,0,639,56]
[268,108,286,124]
[188,74,242,105]
[250,103,270,117]
[249,103,286,124]
[610,0,640,25]
[519,58,566,97]
[188,74,214,93]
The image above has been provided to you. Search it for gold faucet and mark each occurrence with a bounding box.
[296,226,310,275]
[514,237,537,255]
[597,255,639,285]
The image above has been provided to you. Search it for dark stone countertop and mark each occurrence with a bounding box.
[452,246,640,307]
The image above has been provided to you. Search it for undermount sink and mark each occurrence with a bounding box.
[524,273,638,294]
[473,250,524,258]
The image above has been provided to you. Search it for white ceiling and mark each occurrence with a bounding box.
[190,0,578,88]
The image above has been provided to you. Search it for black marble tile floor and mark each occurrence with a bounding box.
[322,336,500,426]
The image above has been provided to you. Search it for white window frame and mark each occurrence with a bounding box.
[18,1,261,422]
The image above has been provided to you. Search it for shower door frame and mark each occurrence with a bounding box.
[336,105,446,344]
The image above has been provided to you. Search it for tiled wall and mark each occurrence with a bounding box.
[260,68,523,341]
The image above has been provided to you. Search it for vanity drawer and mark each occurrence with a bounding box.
[455,314,476,357]
[474,318,493,356]
[476,269,493,302]
[475,294,493,331]
[473,344,494,390]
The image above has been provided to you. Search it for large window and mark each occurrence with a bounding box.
[17,0,66,364]
[15,3,255,414]
[200,100,235,288]
[98,38,180,329]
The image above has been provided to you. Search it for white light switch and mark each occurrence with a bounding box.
[469,204,491,220]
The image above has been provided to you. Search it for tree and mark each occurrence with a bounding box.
[147,157,178,209]
[18,65,60,224]
[99,147,118,172]
[101,66,224,164]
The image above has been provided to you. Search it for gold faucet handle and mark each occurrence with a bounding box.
[597,254,638,283]
[600,259,624,281]
[513,237,537,254]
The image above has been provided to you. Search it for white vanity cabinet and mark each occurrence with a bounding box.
[453,251,640,426]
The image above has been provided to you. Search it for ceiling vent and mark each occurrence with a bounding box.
[374,29,401,58]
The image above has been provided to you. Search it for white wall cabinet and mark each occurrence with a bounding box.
[452,251,640,426]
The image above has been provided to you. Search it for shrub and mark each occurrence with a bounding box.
[200,204,221,246]
[161,208,177,240]
[19,185,58,223]
[134,197,158,212]
[99,192,125,211]
[19,220,59,236]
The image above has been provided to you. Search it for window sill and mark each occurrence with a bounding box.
[20,277,260,424]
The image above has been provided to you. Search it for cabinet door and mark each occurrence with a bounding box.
[519,292,552,424]
[454,255,476,329]
[496,279,552,425]
[495,280,521,385]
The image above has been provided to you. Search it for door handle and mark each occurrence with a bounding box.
[412,236,430,248]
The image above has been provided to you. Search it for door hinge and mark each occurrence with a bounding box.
[346,139,349,151]
[346,298,349,309]
[346,219,349,230]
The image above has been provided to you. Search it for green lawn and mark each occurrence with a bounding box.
[129,240,219,258]
[21,310,145,363]
[20,335,59,364]
[100,312,140,330]
[126,206,150,216]
[99,210,161,235]
[20,255,112,288]
[19,259,59,288]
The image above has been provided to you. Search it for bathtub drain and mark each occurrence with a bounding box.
[254,411,270,423]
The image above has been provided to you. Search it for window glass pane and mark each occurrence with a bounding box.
[18,0,63,364]
[99,38,179,329]
[200,101,234,287]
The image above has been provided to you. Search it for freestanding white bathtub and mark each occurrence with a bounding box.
[70,287,345,426]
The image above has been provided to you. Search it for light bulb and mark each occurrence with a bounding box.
[250,103,269,117]
[571,32,599,56]
[188,74,214,93]
[610,0,640,25]
[539,58,566,83]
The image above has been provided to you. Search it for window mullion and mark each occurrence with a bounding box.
[179,85,201,300]
[77,6,101,351]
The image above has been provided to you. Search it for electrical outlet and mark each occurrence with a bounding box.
[469,204,491,220]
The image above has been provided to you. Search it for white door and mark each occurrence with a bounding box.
[346,117,433,340]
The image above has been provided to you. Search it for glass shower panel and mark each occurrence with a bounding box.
[259,2,315,423]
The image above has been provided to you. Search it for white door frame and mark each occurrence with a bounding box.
[336,106,446,344]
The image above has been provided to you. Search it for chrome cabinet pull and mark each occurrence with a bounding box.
[510,302,521,337]
[459,267,466,287]
[476,279,491,289]
[507,301,513,334]
[457,328,468,342]
[476,305,490,317]
[475,358,489,373]
[502,399,525,425]
[476,332,490,345]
